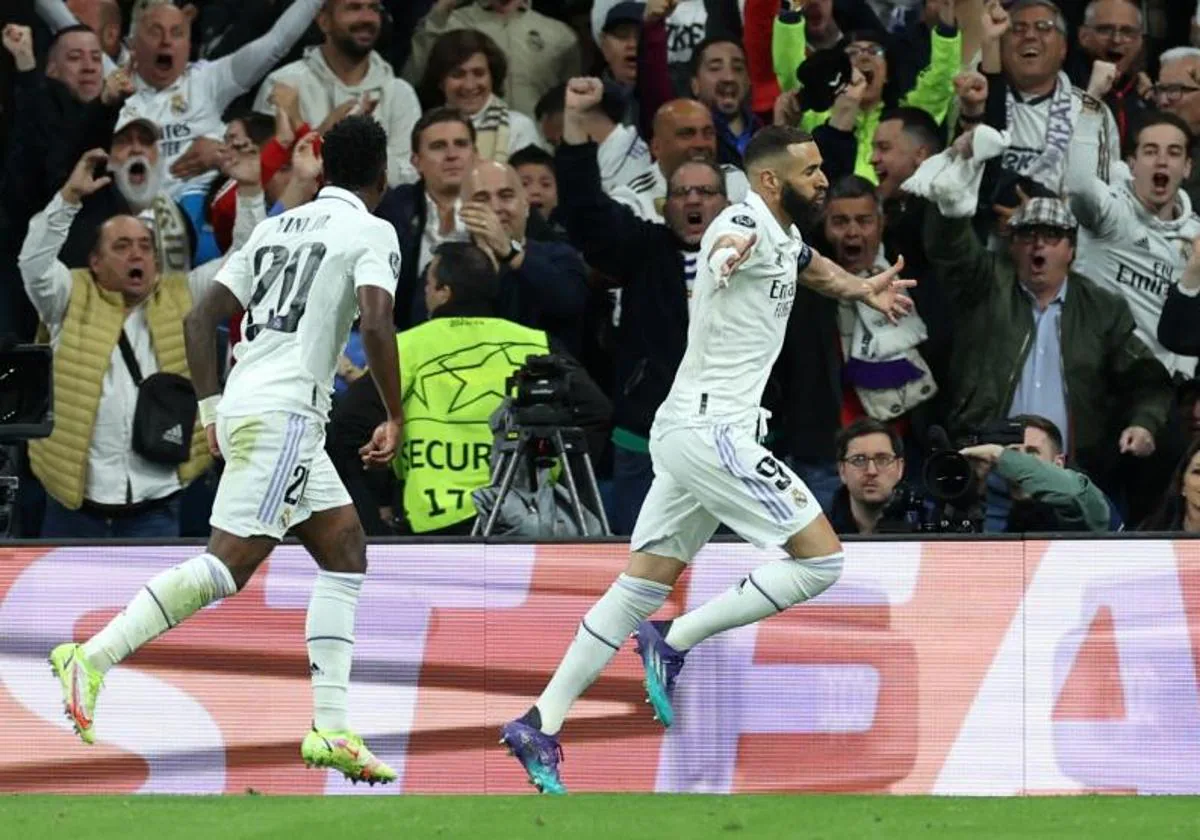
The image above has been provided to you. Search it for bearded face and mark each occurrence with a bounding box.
[110,124,164,212]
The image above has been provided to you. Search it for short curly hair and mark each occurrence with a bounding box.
[321,114,388,192]
[418,29,508,110]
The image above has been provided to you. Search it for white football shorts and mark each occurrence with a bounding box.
[630,423,823,562]
[209,411,351,540]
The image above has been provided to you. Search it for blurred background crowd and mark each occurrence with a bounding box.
[1,0,1199,541]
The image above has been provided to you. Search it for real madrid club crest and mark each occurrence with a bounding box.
[791,487,808,508]
[1180,237,1194,265]
[170,91,187,116]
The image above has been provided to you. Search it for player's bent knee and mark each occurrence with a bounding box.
[790,551,843,601]
[783,513,842,561]
[207,529,276,591]
[625,551,687,587]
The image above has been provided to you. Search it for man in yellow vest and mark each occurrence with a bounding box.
[327,240,610,535]
[17,145,262,537]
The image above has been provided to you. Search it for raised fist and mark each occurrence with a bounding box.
[2,24,34,72]
[564,77,605,113]
[981,0,1011,42]
[955,71,988,116]
[102,59,136,105]
[1087,60,1118,99]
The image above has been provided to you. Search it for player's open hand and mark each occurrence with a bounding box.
[711,232,757,283]
[360,419,402,468]
[861,255,916,323]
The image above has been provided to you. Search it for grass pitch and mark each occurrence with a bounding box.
[2,794,1197,840]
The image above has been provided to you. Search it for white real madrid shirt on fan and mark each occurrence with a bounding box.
[123,0,323,201]
[999,77,1120,192]
[654,190,811,435]
[214,186,400,423]
[1068,161,1200,378]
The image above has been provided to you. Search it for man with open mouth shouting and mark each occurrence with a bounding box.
[918,132,1173,509]
[1068,110,1200,381]
[120,0,324,202]
[1068,0,1151,146]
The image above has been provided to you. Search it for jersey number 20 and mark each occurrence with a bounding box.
[245,243,327,340]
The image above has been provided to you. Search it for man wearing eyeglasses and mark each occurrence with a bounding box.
[1069,0,1149,145]
[923,186,1173,495]
[830,418,906,534]
[1155,47,1200,208]
[983,0,1121,192]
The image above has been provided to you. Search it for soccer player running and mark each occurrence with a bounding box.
[49,115,406,785]
[500,77,915,794]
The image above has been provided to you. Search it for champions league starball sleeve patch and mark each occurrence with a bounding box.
[390,252,401,279]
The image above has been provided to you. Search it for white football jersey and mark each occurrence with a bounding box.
[215,186,400,422]
[123,61,244,199]
[654,190,812,432]
[999,82,1119,192]
[1070,163,1200,378]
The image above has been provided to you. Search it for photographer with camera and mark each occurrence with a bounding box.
[326,241,609,536]
[960,415,1117,533]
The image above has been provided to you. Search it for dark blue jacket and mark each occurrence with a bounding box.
[555,140,693,439]
[374,183,589,353]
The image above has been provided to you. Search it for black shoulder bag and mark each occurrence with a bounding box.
[116,331,197,465]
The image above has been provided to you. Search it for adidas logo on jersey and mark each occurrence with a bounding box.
[1133,236,1150,250]
[161,424,184,445]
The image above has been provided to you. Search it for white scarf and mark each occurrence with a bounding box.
[1006,71,1079,191]
[900,125,1010,218]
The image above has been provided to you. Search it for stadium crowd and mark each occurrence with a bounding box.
[1,0,1199,540]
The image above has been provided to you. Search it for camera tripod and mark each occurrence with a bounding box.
[472,423,610,538]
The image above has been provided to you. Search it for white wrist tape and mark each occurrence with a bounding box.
[198,395,221,428]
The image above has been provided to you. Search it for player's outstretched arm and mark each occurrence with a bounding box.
[357,286,404,468]
[799,252,916,323]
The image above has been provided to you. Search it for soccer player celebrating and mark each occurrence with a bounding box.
[49,116,405,785]
[500,77,915,794]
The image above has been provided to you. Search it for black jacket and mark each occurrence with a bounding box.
[1158,285,1200,358]
[554,140,692,438]
[374,184,589,352]
[0,72,119,340]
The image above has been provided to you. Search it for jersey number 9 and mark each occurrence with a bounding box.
[245,242,328,341]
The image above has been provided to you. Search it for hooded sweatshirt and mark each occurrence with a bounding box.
[1070,160,1200,378]
[253,46,421,186]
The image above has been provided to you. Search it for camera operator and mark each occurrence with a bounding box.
[326,241,609,536]
[960,414,1117,533]
[829,418,906,535]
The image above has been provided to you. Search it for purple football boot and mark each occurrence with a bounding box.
[499,717,566,794]
[633,619,686,727]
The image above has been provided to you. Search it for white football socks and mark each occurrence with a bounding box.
[664,553,844,652]
[82,553,237,673]
[306,570,364,732]
[535,574,671,735]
